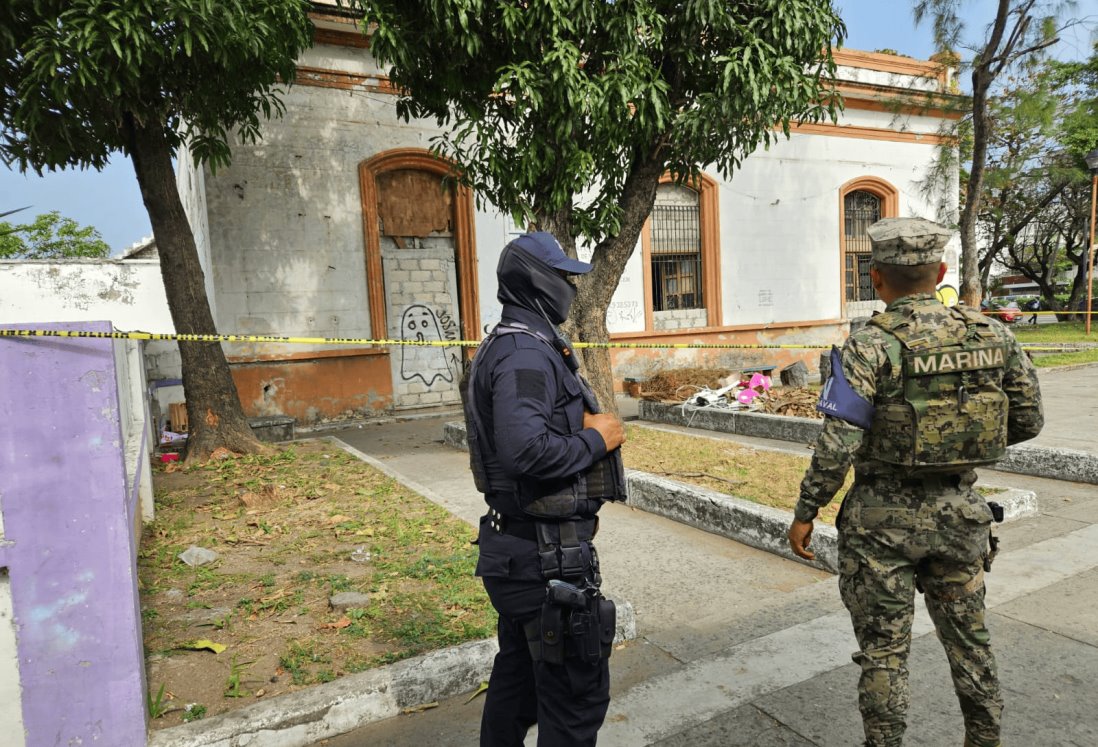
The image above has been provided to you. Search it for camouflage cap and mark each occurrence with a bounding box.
[867,217,953,266]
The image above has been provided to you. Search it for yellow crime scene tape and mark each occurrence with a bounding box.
[0,328,822,350]
[0,327,1091,353]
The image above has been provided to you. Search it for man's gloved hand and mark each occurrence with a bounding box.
[584,411,626,451]
[788,518,816,560]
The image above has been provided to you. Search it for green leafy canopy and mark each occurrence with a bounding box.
[351,0,846,243]
[0,0,315,174]
[0,210,110,259]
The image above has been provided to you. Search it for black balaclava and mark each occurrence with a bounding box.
[496,243,577,325]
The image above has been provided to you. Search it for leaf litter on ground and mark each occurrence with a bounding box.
[139,439,495,729]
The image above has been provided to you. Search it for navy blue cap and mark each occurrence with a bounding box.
[508,232,593,274]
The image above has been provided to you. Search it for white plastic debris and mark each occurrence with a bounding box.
[178,546,219,567]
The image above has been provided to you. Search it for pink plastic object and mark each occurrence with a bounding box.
[737,388,759,404]
[160,453,180,463]
[749,373,772,391]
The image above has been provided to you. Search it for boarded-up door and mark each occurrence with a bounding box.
[376,169,463,409]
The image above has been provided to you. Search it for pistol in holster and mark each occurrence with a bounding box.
[524,579,616,665]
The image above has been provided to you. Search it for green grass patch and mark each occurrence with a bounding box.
[622,426,1006,522]
[1011,321,1097,343]
[621,426,847,525]
[1032,348,1098,368]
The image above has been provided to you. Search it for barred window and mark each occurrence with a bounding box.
[844,190,880,302]
[651,185,702,311]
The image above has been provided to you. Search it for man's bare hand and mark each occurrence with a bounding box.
[788,519,816,560]
[584,412,626,451]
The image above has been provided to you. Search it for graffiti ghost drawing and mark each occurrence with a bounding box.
[399,304,454,387]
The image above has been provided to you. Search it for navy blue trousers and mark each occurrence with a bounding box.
[479,576,610,747]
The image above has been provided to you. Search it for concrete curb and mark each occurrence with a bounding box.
[625,469,839,573]
[625,471,1035,575]
[445,422,1037,575]
[148,640,498,747]
[638,401,1098,486]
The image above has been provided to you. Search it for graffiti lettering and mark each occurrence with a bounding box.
[606,300,643,327]
[436,308,460,342]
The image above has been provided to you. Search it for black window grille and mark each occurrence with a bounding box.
[844,191,881,302]
[651,203,702,311]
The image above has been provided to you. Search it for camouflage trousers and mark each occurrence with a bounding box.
[837,477,1002,747]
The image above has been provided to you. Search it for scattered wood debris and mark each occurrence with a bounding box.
[757,387,822,419]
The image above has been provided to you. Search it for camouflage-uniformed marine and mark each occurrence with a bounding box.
[792,218,1044,747]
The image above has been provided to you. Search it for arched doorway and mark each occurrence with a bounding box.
[359,149,480,409]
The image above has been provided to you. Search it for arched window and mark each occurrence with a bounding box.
[844,190,881,302]
[640,174,721,332]
[651,184,703,313]
[839,177,898,311]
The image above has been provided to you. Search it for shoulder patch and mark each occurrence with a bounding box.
[514,369,548,401]
[817,346,876,429]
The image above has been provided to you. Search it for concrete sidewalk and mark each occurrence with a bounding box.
[1029,364,1098,455]
[319,405,1098,746]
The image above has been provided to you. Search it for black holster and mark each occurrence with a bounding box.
[524,589,615,665]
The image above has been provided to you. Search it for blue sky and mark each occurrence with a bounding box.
[1,0,1095,255]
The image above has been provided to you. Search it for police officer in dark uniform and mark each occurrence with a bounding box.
[463,232,627,747]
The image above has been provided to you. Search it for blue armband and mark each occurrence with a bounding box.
[817,346,875,430]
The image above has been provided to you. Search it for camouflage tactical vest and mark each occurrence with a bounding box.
[863,305,1010,470]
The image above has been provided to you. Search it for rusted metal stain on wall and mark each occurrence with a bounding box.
[231,354,394,423]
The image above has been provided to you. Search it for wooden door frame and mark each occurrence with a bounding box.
[358,148,481,344]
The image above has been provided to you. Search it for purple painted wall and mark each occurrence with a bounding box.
[0,322,147,746]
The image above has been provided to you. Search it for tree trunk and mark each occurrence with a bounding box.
[125,114,263,462]
[558,157,664,414]
[960,83,991,307]
[958,0,1016,308]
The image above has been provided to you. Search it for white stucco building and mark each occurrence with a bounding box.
[174,5,962,422]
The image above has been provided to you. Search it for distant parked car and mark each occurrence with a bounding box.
[981,299,1021,324]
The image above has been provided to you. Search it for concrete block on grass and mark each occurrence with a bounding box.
[249,415,295,443]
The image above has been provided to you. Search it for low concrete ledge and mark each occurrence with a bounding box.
[626,469,839,573]
[625,471,1035,576]
[445,421,1037,576]
[148,639,498,747]
[639,401,1098,486]
[992,445,1098,486]
[638,400,823,444]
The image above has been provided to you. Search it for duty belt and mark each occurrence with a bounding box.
[487,508,601,582]
[487,508,598,543]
